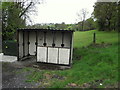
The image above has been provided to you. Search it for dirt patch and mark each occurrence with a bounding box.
[29,63,71,70]
[88,43,112,48]
[52,74,65,80]
[66,83,79,88]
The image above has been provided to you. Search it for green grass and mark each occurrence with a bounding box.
[74,30,118,48]
[48,43,118,88]
[20,30,118,88]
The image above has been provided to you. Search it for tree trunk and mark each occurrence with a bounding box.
[82,20,84,31]
[108,20,111,31]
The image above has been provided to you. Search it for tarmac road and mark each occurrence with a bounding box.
[2,57,40,89]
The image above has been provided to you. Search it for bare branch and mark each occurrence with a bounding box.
[19,2,33,18]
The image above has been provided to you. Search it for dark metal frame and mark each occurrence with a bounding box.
[23,31,25,57]
[69,32,73,67]
[17,30,19,61]
[52,31,56,47]
[17,28,74,66]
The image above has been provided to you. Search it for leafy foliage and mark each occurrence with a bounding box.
[27,18,96,31]
[93,2,118,31]
[2,1,40,40]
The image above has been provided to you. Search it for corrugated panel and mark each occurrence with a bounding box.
[37,47,47,62]
[24,31,28,56]
[46,31,53,46]
[38,32,44,46]
[64,32,71,47]
[17,28,75,32]
[59,48,70,65]
[19,31,23,58]
[29,32,36,55]
[48,47,58,64]
[55,32,62,47]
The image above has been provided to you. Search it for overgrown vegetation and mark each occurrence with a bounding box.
[19,30,118,88]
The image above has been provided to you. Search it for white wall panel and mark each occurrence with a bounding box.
[46,31,53,46]
[29,32,36,55]
[19,31,23,58]
[55,32,62,47]
[64,32,71,47]
[24,31,28,56]
[48,47,58,63]
[59,48,70,65]
[37,47,47,62]
[38,31,44,46]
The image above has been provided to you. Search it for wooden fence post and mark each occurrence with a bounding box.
[93,32,96,44]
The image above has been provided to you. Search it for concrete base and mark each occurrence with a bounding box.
[0,53,2,90]
[0,53,17,62]
[59,66,71,70]
[0,53,3,61]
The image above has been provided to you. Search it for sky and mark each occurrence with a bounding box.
[29,0,97,25]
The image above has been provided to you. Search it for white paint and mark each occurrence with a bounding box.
[19,31,23,58]
[64,32,71,47]
[0,53,3,55]
[29,32,36,55]
[46,31,53,46]
[36,31,72,65]
[0,53,3,61]
[55,31,62,47]
[37,47,47,62]
[37,31,71,48]
[0,55,17,62]
[59,48,70,65]
[38,31,44,46]
[24,31,29,56]
[55,31,71,48]
[48,47,58,63]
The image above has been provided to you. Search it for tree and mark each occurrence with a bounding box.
[77,8,89,31]
[84,17,96,30]
[93,2,118,31]
[0,1,2,52]
[117,1,120,32]
[55,22,67,29]
[1,1,41,40]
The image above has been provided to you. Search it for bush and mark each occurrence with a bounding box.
[2,40,17,56]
